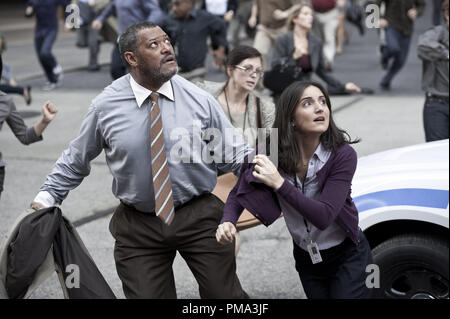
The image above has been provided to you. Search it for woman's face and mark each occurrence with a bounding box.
[292,85,330,136]
[228,57,263,92]
[293,6,314,30]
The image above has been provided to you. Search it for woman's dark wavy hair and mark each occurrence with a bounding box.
[273,81,359,175]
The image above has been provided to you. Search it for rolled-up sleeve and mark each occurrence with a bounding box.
[418,28,449,62]
[5,98,42,145]
[40,105,105,202]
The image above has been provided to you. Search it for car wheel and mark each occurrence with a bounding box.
[372,234,449,299]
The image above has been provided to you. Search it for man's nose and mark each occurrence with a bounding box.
[161,41,172,53]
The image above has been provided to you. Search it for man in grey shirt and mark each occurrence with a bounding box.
[0,55,58,200]
[418,0,449,142]
[31,22,251,298]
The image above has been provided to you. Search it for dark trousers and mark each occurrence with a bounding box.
[109,193,248,299]
[423,96,449,142]
[111,43,126,80]
[76,24,101,68]
[293,230,373,299]
[0,166,5,200]
[35,29,58,83]
[381,26,411,87]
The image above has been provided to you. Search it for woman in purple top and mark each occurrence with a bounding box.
[216,80,373,299]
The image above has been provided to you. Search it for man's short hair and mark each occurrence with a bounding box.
[118,22,159,67]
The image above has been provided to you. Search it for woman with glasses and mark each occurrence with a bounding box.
[197,45,275,149]
[198,45,276,255]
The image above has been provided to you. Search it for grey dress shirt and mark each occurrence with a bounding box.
[0,91,42,168]
[39,74,251,212]
[418,24,449,97]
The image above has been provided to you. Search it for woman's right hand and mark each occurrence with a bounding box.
[216,222,237,245]
[248,16,257,28]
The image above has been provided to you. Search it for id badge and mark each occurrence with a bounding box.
[307,242,323,264]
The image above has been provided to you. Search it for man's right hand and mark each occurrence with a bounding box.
[92,19,103,30]
[216,222,237,244]
[30,201,45,211]
[25,6,33,17]
[379,18,388,28]
[248,16,257,29]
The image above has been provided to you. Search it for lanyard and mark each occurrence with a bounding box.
[293,175,312,236]
[224,89,249,132]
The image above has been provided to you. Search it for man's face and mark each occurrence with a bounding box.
[134,27,178,83]
[171,0,193,19]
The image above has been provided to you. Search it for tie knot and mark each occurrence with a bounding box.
[150,92,159,103]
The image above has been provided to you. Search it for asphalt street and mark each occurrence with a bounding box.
[0,3,436,299]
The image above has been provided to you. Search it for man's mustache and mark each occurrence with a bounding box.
[161,54,176,65]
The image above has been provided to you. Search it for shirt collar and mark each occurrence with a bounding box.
[313,143,329,163]
[129,75,175,108]
[189,9,198,19]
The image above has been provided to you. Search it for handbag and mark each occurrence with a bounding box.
[263,58,304,95]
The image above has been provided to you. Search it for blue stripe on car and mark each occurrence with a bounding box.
[353,188,449,213]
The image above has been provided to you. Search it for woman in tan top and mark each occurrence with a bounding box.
[197,45,275,149]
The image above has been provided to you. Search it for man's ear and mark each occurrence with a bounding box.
[124,51,138,68]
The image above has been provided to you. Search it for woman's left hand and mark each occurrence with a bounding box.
[252,154,284,190]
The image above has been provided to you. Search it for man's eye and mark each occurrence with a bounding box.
[164,38,171,43]
[150,42,157,48]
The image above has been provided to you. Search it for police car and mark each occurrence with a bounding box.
[353,139,449,299]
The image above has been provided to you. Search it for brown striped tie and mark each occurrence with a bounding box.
[149,92,175,225]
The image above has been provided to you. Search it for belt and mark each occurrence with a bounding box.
[426,93,449,103]
[120,193,212,215]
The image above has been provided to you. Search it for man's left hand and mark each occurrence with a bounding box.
[42,101,58,123]
[212,47,226,69]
